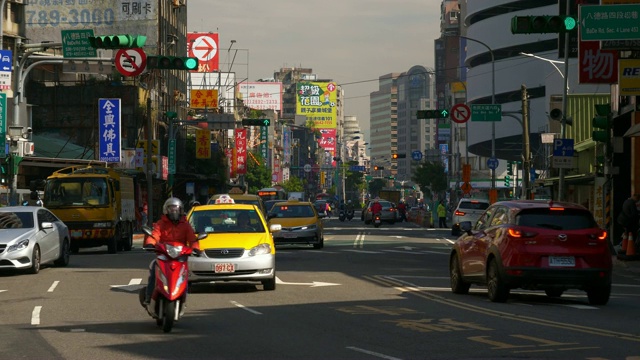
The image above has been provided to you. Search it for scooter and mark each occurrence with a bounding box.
[346,209,354,221]
[339,210,346,222]
[138,226,205,333]
[373,213,382,228]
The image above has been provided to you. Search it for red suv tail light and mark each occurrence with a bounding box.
[589,230,607,241]
[507,228,538,238]
[454,210,465,216]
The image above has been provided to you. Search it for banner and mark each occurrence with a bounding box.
[235,129,247,175]
[98,98,121,163]
[295,82,337,129]
[195,129,211,159]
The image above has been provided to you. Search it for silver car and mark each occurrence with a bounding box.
[363,200,398,224]
[451,199,490,236]
[0,206,71,274]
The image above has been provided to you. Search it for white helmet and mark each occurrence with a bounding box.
[163,197,184,222]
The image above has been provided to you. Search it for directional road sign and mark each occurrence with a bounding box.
[187,33,219,72]
[61,29,96,58]
[487,157,499,170]
[450,103,471,124]
[411,150,423,161]
[115,48,146,77]
[472,104,502,122]
[580,4,640,41]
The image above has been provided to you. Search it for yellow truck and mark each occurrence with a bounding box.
[42,165,137,254]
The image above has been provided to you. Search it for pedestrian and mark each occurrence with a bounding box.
[141,201,148,228]
[617,193,640,247]
[437,200,447,228]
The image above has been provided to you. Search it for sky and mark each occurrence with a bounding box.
[187,0,442,144]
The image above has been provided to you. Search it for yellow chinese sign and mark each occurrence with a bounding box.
[295,82,337,129]
[190,89,218,109]
[195,129,211,159]
[135,140,160,155]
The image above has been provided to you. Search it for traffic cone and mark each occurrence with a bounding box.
[620,232,629,254]
[626,233,637,257]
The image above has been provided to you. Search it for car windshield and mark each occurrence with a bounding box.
[270,205,316,218]
[0,211,34,229]
[190,209,265,233]
[458,201,489,210]
[515,208,597,230]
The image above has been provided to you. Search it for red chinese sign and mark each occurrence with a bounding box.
[225,148,235,178]
[235,129,247,175]
[579,40,618,84]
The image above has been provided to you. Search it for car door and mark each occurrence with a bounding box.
[37,209,59,262]
[477,206,509,269]
[461,206,495,277]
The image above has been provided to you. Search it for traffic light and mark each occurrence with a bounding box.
[507,161,513,176]
[504,175,511,187]
[592,103,612,144]
[0,161,7,185]
[511,15,577,34]
[373,166,385,171]
[147,56,199,70]
[417,109,449,119]
[88,35,146,49]
[242,118,271,126]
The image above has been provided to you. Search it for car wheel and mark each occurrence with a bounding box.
[313,236,324,249]
[263,275,276,291]
[586,284,611,305]
[107,227,119,254]
[545,289,564,298]
[54,239,70,267]
[450,255,470,294]
[123,223,133,251]
[27,245,41,275]
[70,242,80,254]
[487,259,509,302]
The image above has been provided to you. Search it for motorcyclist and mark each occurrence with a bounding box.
[397,200,407,222]
[370,197,383,220]
[143,197,200,305]
[346,200,354,212]
[338,200,346,211]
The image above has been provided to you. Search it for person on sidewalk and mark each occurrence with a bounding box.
[617,193,640,249]
[437,201,447,228]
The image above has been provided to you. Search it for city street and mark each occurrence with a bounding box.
[1,216,640,359]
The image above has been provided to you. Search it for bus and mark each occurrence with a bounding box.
[257,187,287,202]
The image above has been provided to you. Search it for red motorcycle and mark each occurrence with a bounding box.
[138,227,205,333]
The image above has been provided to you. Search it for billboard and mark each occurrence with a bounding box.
[98,98,121,163]
[237,82,283,112]
[295,82,337,129]
[187,32,219,73]
[189,72,235,114]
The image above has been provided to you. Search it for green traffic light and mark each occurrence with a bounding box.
[564,17,577,31]
[184,57,198,70]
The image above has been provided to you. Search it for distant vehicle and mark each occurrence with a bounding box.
[208,192,267,217]
[363,200,397,224]
[257,188,287,202]
[449,200,612,305]
[268,199,325,249]
[451,199,491,236]
[264,200,281,213]
[0,206,70,274]
[313,200,330,217]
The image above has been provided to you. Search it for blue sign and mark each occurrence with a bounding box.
[98,98,121,163]
[412,150,423,161]
[0,50,12,71]
[487,157,499,170]
[530,168,537,182]
[349,165,366,172]
[553,138,574,157]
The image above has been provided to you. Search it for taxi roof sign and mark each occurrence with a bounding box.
[214,194,235,204]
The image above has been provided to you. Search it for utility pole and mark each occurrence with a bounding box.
[521,85,531,199]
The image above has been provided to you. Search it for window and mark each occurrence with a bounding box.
[475,207,493,231]
[515,209,597,230]
[490,207,508,227]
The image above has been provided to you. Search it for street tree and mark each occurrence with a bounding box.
[411,161,447,199]
[245,151,272,194]
[282,176,304,193]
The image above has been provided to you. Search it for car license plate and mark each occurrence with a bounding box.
[214,263,235,273]
[549,256,575,267]
[71,230,83,238]
[283,232,297,238]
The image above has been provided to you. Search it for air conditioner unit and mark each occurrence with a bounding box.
[23,141,35,156]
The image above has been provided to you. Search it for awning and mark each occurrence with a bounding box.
[624,123,640,137]
[543,173,596,186]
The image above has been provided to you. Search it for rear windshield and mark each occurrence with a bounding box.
[458,201,490,210]
[515,208,597,230]
[270,205,316,218]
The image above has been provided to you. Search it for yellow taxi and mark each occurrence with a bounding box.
[187,194,281,290]
[267,198,324,249]
[208,191,267,216]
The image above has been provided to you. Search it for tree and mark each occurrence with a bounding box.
[368,178,387,198]
[344,161,364,201]
[411,161,447,199]
[282,176,304,193]
[245,151,272,194]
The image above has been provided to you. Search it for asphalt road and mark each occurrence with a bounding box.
[1,217,640,360]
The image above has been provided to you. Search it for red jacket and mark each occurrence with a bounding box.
[371,202,383,214]
[144,214,200,250]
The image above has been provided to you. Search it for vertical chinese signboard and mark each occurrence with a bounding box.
[578,40,618,84]
[0,94,6,157]
[296,82,337,129]
[196,129,211,159]
[235,128,247,175]
[98,98,121,163]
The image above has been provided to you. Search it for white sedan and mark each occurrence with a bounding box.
[0,206,71,274]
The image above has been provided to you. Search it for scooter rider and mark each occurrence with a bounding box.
[371,197,383,219]
[143,197,200,305]
[346,200,354,213]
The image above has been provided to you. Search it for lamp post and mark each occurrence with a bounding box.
[452,34,496,194]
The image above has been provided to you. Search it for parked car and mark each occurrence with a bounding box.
[188,196,280,290]
[269,199,325,249]
[449,200,612,305]
[363,200,397,224]
[451,198,491,236]
[313,200,330,217]
[0,206,70,274]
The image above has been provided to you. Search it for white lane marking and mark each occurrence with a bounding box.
[346,346,402,360]
[230,300,262,315]
[353,232,364,248]
[47,281,59,293]
[0,290,7,293]
[128,278,143,285]
[275,276,340,287]
[344,249,382,254]
[31,306,42,325]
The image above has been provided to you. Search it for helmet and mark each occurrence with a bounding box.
[347,200,352,204]
[163,197,184,222]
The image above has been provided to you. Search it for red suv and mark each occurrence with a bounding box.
[449,200,612,305]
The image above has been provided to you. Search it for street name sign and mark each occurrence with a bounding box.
[61,29,96,58]
[472,104,502,122]
[580,4,640,41]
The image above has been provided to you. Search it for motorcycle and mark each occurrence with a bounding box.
[346,209,354,221]
[339,210,346,222]
[138,226,205,333]
[373,213,382,228]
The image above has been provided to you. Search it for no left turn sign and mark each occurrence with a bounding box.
[451,103,471,124]
[115,48,146,77]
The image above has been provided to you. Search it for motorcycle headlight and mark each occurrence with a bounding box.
[7,239,29,253]
[249,243,271,256]
[165,244,184,258]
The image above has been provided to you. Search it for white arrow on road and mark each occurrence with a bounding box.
[110,278,145,292]
[396,246,418,250]
[276,277,340,287]
[390,236,406,239]
[0,290,7,293]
